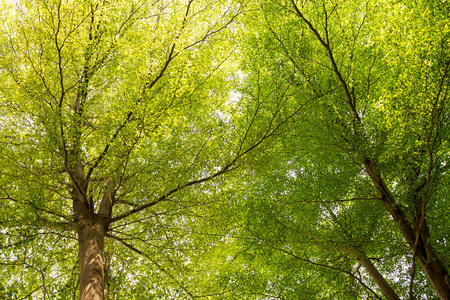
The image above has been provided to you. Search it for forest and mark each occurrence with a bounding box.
[0,0,449,299]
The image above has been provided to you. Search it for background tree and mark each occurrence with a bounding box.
[206,0,450,298]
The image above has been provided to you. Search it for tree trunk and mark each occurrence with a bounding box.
[78,218,107,300]
[357,255,400,300]
[71,161,107,300]
[364,160,450,299]
[424,262,450,300]
[413,222,450,300]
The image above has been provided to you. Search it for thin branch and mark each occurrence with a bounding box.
[181,4,245,51]
[86,44,177,182]
[0,187,74,227]
[246,226,382,299]
[290,0,359,122]
[107,234,195,299]
[109,159,238,223]
[19,285,43,300]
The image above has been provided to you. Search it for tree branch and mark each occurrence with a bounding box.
[290,0,360,121]
[107,234,195,299]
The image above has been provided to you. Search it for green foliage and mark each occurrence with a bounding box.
[198,0,450,298]
[1,0,449,298]
[0,0,247,298]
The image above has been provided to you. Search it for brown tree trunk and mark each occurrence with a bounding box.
[423,261,450,300]
[78,218,107,300]
[71,161,107,300]
[364,160,450,299]
[413,222,450,300]
[357,255,400,300]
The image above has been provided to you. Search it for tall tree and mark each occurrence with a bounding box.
[0,0,272,298]
[210,0,450,298]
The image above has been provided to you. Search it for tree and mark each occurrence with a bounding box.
[216,0,450,298]
[2,0,450,299]
[0,0,268,298]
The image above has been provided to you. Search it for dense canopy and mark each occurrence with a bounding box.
[0,0,449,299]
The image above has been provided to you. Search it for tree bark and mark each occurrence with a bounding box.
[71,161,107,300]
[78,218,107,300]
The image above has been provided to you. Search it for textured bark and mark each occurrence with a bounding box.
[357,255,400,300]
[78,219,106,300]
[71,161,107,300]
[98,178,114,217]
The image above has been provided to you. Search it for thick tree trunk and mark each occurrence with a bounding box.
[78,218,107,300]
[71,161,107,300]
